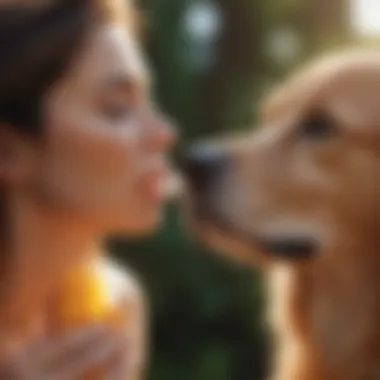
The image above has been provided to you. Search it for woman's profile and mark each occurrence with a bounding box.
[0,0,175,378]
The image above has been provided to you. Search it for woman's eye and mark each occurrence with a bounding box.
[299,112,338,141]
[104,104,132,120]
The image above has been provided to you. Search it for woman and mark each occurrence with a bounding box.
[0,0,174,378]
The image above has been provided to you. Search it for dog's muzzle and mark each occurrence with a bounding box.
[179,143,230,195]
[180,143,317,262]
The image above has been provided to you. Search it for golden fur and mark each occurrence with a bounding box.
[186,50,380,380]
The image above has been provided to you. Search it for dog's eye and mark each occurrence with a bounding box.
[299,113,338,141]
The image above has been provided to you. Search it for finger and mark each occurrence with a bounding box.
[103,349,130,380]
[50,335,128,380]
[22,324,106,366]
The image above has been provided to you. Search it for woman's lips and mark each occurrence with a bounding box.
[143,174,166,202]
[138,165,170,203]
[139,169,183,203]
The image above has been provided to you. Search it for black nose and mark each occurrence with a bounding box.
[180,144,229,192]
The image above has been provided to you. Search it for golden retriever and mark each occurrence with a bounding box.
[181,50,380,380]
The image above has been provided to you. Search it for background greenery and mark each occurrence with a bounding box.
[110,1,370,379]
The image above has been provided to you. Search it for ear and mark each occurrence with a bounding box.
[0,125,37,186]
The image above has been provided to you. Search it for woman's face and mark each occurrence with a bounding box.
[32,24,175,235]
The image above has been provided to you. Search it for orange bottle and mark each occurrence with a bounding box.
[52,258,129,379]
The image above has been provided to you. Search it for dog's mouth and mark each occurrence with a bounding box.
[190,204,318,262]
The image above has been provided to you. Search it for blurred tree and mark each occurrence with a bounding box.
[200,0,265,134]
[299,0,351,50]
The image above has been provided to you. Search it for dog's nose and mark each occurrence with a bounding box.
[180,144,229,192]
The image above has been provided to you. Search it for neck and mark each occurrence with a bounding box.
[0,194,99,341]
[269,239,380,380]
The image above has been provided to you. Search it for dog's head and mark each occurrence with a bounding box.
[182,51,380,267]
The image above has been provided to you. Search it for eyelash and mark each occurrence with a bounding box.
[104,104,132,121]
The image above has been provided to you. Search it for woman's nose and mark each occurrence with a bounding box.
[145,110,177,151]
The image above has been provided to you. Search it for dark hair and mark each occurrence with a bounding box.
[0,0,95,135]
[0,1,100,277]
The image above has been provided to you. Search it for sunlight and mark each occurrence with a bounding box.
[350,0,380,36]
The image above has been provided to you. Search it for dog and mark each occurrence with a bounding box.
[181,50,380,380]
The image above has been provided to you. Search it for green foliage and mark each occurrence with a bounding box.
[144,0,203,140]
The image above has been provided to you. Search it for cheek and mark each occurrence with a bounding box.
[40,121,140,210]
[332,151,379,218]
[235,148,339,221]
[281,148,378,227]
[290,146,342,194]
